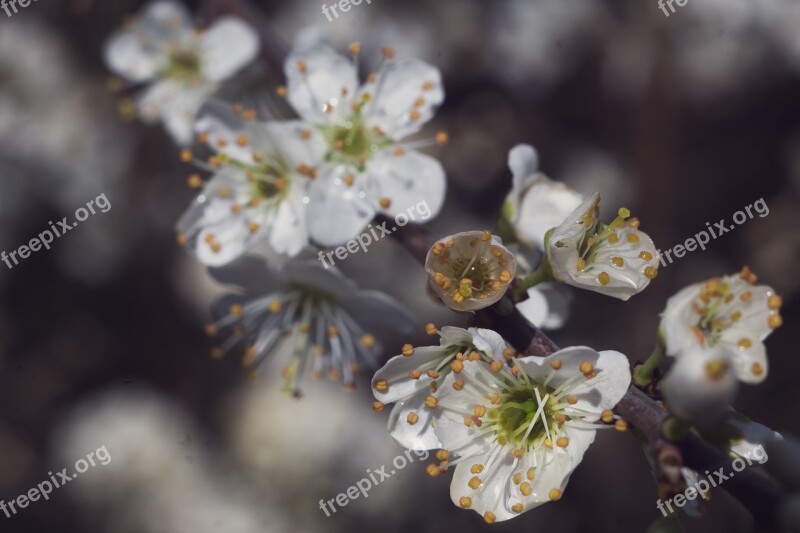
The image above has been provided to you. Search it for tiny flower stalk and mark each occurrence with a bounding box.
[546,193,660,300]
[425,231,517,312]
[633,338,667,388]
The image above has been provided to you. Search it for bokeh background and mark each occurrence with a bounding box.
[1,0,799,531]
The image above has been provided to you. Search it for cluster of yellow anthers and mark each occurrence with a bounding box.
[576,207,657,286]
[427,355,626,524]
[426,231,516,311]
[688,266,782,378]
[204,299,378,390]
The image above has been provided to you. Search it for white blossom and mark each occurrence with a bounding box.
[546,193,659,300]
[104,1,258,145]
[660,268,783,383]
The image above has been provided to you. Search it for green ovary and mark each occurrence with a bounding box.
[161,49,202,84]
[450,256,492,291]
[492,387,558,448]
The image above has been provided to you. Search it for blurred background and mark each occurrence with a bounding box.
[1,0,799,531]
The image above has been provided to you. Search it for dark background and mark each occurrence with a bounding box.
[0,0,798,531]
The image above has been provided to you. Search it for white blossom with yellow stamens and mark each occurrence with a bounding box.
[425,231,517,312]
[546,193,659,300]
[207,257,414,394]
[371,327,508,450]
[283,38,447,245]
[104,1,259,145]
[659,268,783,384]
[502,144,583,251]
[176,101,326,265]
[429,347,630,522]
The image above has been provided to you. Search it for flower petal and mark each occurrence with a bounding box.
[516,288,550,328]
[285,41,357,124]
[307,165,375,246]
[366,149,445,219]
[200,17,259,82]
[387,389,442,451]
[138,79,214,145]
[468,328,507,360]
[372,347,449,404]
[361,58,444,140]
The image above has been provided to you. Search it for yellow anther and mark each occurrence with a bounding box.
[608,232,619,244]
[611,257,624,268]
[731,311,742,322]
[453,379,465,391]
[483,512,496,524]
[436,131,449,145]
[435,449,449,462]
[627,233,640,244]
[549,488,562,501]
[187,174,203,189]
[459,496,472,509]
[407,412,419,425]
[615,419,629,432]
[300,129,312,140]
[752,363,764,376]
[379,197,392,209]
[372,401,385,412]
[427,370,440,379]
[179,149,192,163]
[470,464,484,474]
[210,347,224,360]
[361,334,376,347]
[425,396,438,409]
[511,448,525,459]
[450,360,464,373]
[579,361,593,374]
[644,266,658,280]
[526,468,535,480]
[267,301,281,313]
[423,81,435,91]
[520,482,532,496]
[248,222,260,234]
[566,395,578,405]
[425,322,437,335]
[769,314,783,329]
[490,360,504,373]
[556,437,569,448]
[474,405,487,417]
[550,359,562,370]
[236,134,249,147]
[426,463,441,477]
[513,472,522,484]
[597,272,611,285]
[503,348,516,359]
[381,46,395,59]
[500,271,512,283]
[402,344,415,357]
[409,369,422,379]
[468,477,482,490]
[768,295,783,309]
[640,251,653,261]
[348,41,362,55]
[375,379,388,392]
[601,409,614,423]
[229,304,243,317]
[512,503,524,513]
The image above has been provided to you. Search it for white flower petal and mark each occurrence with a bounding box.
[366,149,445,219]
[307,165,375,246]
[138,79,214,145]
[372,347,448,404]
[387,390,442,451]
[513,174,583,250]
[200,17,259,82]
[263,121,327,171]
[517,288,550,328]
[267,186,310,256]
[468,328,507,360]
[285,42,357,124]
[361,58,444,139]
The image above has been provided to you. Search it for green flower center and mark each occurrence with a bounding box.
[489,386,559,448]
[160,48,202,85]
[322,108,392,171]
[449,255,492,292]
